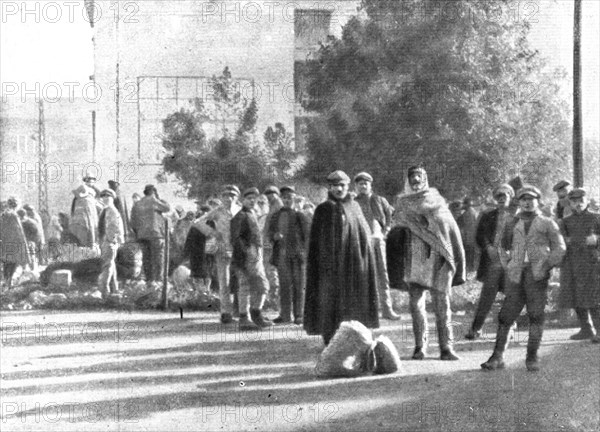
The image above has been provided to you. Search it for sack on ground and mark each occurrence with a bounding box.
[373,335,402,374]
[315,321,374,377]
[172,265,192,291]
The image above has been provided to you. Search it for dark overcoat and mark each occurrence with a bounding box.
[475,208,507,286]
[0,210,31,266]
[304,193,379,337]
[558,210,600,309]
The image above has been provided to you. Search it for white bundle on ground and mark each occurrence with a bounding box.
[373,335,403,374]
[315,321,374,377]
[172,265,192,291]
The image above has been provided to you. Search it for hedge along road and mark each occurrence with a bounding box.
[0,310,598,431]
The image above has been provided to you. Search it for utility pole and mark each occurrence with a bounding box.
[38,99,49,226]
[114,0,121,182]
[573,0,583,187]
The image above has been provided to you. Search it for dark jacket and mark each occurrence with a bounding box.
[475,208,501,282]
[267,207,310,265]
[230,206,262,270]
[558,210,600,308]
[354,193,394,234]
[304,193,380,337]
[130,195,171,240]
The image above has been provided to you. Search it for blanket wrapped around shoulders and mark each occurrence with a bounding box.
[387,188,466,290]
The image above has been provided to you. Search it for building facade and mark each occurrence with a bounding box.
[92,0,360,202]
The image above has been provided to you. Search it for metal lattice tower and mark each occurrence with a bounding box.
[38,100,49,222]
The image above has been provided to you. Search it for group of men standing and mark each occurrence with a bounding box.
[305,166,465,362]
[462,179,599,372]
[303,168,599,373]
[68,178,173,298]
[189,170,405,332]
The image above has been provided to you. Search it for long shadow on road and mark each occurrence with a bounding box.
[2,314,598,431]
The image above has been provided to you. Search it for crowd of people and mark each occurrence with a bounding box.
[1,169,599,372]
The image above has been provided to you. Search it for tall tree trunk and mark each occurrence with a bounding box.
[573,0,583,187]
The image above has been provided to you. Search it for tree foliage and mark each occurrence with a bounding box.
[159,68,298,199]
[302,0,572,199]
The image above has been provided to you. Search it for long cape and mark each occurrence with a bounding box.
[304,193,380,337]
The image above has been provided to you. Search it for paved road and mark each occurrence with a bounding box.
[1,310,598,431]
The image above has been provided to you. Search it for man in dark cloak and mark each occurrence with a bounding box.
[558,188,600,341]
[304,170,380,345]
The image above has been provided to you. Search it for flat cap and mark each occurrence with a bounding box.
[143,184,156,194]
[326,170,351,184]
[263,186,280,196]
[280,185,296,195]
[553,180,571,192]
[493,184,515,198]
[100,189,116,199]
[354,172,373,183]
[517,185,542,200]
[221,185,241,196]
[83,175,97,182]
[243,187,260,197]
[568,188,587,199]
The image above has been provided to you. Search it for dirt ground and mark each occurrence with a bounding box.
[1,310,599,432]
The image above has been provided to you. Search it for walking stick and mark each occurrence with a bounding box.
[162,218,169,310]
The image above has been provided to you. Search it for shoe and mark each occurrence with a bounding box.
[569,329,596,340]
[525,356,540,372]
[481,355,505,371]
[592,336,600,344]
[220,313,234,324]
[412,347,426,360]
[294,317,303,325]
[465,329,481,340]
[250,309,274,328]
[238,314,259,331]
[440,348,460,361]
[382,309,401,320]
[273,316,291,324]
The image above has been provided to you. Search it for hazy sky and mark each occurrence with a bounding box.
[1,0,598,138]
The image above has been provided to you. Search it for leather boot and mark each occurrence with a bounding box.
[232,293,240,318]
[570,308,595,340]
[436,312,459,360]
[412,346,426,360]
[526,323,543,371]
[588,308,600,342]
[250,309,273,328]
[481,324,511,371]
[239,314,259,331]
